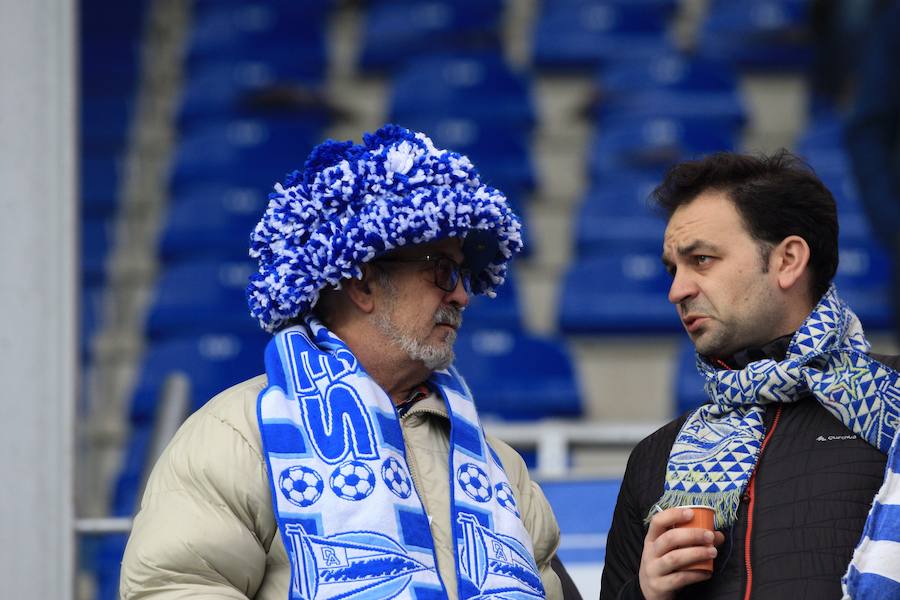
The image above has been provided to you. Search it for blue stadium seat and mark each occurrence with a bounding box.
[463,269,523,331]
[453,329,582,420]
[540,478,621,565]
[574,173,664,259]
[596,89,748,129]
[159,184,266,264]
[169,119,321,192]
[835,243,893,331]
[600,54,739,95]
[558,254,679,334]
[698,0,813,70]
[674,341,707,416]
[179,62,333,130]
[82,216,114,285]
[589,116,738,177]
[130,333,269,424]
[145,259,260,339]
[360,0,504,70]
[389,54,535,128]
[187,2,329,71]
[533,1,676,69]
[80,95,136,154]
[81,155,124,217]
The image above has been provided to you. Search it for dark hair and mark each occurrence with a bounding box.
[652,150,839,301]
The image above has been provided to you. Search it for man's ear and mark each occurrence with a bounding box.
[772,235,811,291]
[344,265,377,314]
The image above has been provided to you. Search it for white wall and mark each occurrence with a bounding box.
[0,0,76,597]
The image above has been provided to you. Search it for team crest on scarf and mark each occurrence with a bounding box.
[258,317,545,600]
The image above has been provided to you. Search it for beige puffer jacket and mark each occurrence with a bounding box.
[120,375,563,599]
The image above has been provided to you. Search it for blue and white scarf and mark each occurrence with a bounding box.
[258,317,545,600]
[649,286,900,597]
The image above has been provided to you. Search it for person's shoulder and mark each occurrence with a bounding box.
[178,374,268,453]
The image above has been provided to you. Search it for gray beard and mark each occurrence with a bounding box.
[374,305,462,371]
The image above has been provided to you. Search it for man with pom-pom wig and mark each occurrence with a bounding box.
[119,125,572,600]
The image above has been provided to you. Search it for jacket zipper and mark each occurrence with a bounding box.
[742,404,783,600]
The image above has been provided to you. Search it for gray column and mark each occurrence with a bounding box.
[0,0,76,597]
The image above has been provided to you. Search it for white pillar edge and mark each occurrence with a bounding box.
[0,0,77,597]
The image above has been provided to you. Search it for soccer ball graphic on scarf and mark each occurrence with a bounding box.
[457,463,493,503]
[330,460,377,501]
[279,466,324,507]
[381,457,413,499]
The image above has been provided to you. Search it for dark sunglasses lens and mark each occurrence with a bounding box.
[434,258,457,292]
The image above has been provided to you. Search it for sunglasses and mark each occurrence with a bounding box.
[374,254,472,293]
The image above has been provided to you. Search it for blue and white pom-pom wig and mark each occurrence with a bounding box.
[247,124,524,332]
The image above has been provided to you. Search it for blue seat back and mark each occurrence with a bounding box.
[453,329,582,419]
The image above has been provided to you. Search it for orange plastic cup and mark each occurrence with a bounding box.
[674,505,715,573]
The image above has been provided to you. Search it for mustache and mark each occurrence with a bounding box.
[434,305,463,328]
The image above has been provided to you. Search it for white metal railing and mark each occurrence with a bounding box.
[485,420,663,479]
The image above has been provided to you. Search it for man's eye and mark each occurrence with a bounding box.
[694,255,712,265]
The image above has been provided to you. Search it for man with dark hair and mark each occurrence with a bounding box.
[600,150,900,600]
[119,125,579,600]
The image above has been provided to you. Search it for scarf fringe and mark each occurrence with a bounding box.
[645,490,742,531]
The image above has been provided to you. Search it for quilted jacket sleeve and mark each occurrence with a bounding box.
[120,379,276,599]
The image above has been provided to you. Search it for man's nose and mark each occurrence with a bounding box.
[445,275,469,308]
[667,270,698,305]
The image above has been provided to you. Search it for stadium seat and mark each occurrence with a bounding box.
[168,118,321,192]
[835,243,893,331]
[129,333,269,424]
[159,184,266,264]
[558,254,679,334]
[533,1,677,69]
[540,478,621,565]
[589,116,738,178]
[178,62,333,130]
[187,1,329,70]
[145,259,260,339]
[600,54,739,96]
[81,155,124,217]
[389,53,535,128]
[453,329,582,420]
[596,89,747,130]
[81,216,115,285]
[574,171,665,258]
[360,0,504,71]
[698,0,813,70]
[463,269,523,331]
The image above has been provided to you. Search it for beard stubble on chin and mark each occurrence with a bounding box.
[374,303,464,371]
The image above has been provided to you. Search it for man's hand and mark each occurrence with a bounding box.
[638,507,725,600]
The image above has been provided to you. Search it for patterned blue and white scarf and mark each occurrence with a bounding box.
[649,286,900,597]
[258,317,545,600]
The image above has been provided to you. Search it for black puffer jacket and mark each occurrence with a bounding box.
[600,352,900,600]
